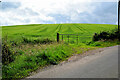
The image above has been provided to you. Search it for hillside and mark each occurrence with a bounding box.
[2,23,117,43]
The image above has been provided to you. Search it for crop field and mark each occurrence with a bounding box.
[2,23,117,43]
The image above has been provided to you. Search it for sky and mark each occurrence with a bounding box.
[0,0,118,26]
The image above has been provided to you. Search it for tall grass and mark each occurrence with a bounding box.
[2,36,97,79]
[2,43,73,78]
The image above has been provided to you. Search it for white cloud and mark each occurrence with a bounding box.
[0,0,118,26]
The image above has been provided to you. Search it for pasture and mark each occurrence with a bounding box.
[2,23,117,43]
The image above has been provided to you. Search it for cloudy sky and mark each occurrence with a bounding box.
[0,0,118,26]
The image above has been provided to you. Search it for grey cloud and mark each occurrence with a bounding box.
[0,2,21,11]
[93,2,117,17]
[16,8,39,16]
[47,2,117,24]
[72,2,117,24]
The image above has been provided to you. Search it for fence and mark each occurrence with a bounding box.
[57,33,93,44]
[57,33,80,44]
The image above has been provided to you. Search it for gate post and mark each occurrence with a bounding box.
[57,33,59,42]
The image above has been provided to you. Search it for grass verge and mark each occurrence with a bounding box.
[2,38,96,79]
[2,36,120,79]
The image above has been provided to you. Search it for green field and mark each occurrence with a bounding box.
[2,23,119,78]
[2,23,117,43]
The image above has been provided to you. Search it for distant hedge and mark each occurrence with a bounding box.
[92,29,120,41]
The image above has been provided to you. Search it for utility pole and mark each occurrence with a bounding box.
[118,0,120,32]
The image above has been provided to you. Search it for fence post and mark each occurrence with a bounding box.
[57,33,59,42]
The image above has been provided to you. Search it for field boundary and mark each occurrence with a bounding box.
[57,33,92,44]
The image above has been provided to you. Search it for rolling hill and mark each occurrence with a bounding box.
[2,23,117,43]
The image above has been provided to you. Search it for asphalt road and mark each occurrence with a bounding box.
[28,45,118,78]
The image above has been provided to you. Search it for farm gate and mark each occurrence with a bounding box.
[57,33,79,44]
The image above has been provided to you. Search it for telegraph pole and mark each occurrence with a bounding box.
[118,0,120,32]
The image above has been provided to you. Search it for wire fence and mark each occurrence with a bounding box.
[57,33,93,44]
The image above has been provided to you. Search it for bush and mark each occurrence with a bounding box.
[10,41,19,46]
[92,29,120,41]
[92,33,99,41]
[2,36,15,65]
[22,37,53,44]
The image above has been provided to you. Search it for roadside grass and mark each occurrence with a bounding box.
[87,40,120,48]
[2,39,96,78]
[2,39,119,79]
[3,39,119,79]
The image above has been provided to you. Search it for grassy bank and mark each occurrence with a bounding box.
[2,37,119,79]
[2,38,97,78]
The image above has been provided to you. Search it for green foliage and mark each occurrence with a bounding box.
[17,50,24,55]
[93,29,120,41]
[2,44,73,78]
[22,36,54,44]
[70,40,75,44]
[87,40,120,47]
[2,36,16,65]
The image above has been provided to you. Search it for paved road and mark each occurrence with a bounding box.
[28,45,118,78]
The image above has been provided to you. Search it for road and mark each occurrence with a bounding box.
[28,45,118,78]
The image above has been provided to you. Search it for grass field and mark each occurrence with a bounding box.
[2,23,117,43]
[2,23,119,78]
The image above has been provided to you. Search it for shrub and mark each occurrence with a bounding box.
[10,41,19,46]
[92,29,120,41]
[2,36,15,65]
[92,33,99,41]
[22,37,53,44]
